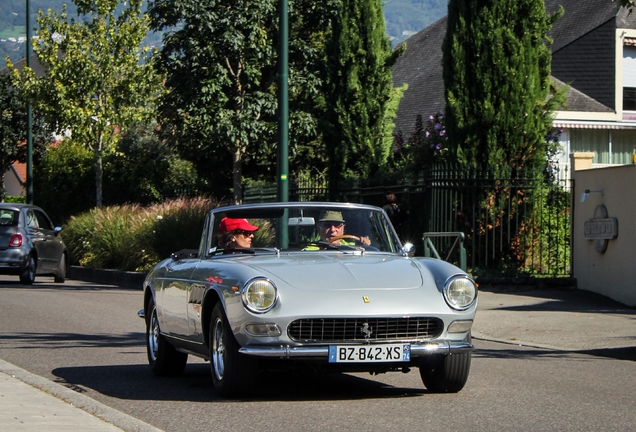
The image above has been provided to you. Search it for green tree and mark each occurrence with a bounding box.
[149,0,337,203]
[104,122,199,205]
[34,123,200,224]
[324,0,403,195]
[0,72,51,200]
[442,0,564,170]
[615,0,634,9]
[8,0,162,208]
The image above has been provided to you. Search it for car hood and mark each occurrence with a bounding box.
[236,253,425,291]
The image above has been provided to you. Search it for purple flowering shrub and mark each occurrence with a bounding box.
[405,110,450,169]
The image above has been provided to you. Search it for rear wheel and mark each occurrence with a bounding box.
[54,253,66,283]
[146,298,188,376]
[210,303,258,397]
[419,334,472,393]
[19,254,36,285]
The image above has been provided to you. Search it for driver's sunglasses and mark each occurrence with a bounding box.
[235,230,255,237]
[319,222,344,229]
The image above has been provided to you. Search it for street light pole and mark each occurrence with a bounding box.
[26,0,34,204]
[276,0,289,249]
[276,0,289,203]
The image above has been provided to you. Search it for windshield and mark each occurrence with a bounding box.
[207,203,402,256]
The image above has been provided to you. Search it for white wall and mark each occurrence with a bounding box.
[572,164,636,306]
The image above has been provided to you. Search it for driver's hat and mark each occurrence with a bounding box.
[318,210,345,224]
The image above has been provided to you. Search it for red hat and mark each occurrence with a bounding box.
[219,217,259,234]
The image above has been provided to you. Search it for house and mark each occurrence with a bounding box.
[391,0,636,175]
[3,161,25,197]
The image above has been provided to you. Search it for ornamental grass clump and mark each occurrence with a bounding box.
[64,197,217,272]
[64,204,158,271]
[147,196,216,261]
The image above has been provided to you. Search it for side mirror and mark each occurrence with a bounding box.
[171,249,199,260]
[401,242,415,257]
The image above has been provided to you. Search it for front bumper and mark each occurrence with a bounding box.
[239,339,473,359]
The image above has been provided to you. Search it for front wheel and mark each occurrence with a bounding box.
[419,333,472,393]
[19,254,36,285]
[146,298,188,376]
[54,253,66,283]
[209,303,258,397]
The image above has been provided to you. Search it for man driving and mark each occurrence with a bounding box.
[317,210,371,246]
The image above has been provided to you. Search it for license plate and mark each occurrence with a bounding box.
[328,343,411,363]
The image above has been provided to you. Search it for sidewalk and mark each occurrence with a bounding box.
[473,287,636,353]
[0,358,163,432]
[1,283,634,431]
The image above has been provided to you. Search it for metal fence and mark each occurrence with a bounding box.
[423,165,571,277]
[243,164,572,277]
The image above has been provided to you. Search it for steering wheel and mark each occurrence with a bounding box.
[330,235,361,242]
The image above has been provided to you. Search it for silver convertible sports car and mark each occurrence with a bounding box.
[141,202,477,397]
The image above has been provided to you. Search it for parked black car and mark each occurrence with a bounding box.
[0,204,67,284]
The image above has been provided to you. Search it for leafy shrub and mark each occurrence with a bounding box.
[4,195,26,203]
[34,140,95,225]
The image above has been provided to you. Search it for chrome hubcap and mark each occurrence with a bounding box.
[149,308,159,361]
[212,318,225,380]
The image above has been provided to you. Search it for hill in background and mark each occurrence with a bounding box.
[385,0,448,46]
[1,0,448,69]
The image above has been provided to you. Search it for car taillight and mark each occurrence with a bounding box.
[9,234,22,247]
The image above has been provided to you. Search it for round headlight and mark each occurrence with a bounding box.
[242,278,278,313]
[443,275,477,310]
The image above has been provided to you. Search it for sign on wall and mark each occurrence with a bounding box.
[583,204,618,254]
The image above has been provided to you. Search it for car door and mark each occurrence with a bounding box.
[31,209,62,272]
[23,209,50,272]
[160,258,198,337]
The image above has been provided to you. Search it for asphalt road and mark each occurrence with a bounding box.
[1,276,635,431]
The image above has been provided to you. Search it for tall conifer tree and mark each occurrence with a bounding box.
[325,0,402,195]
[442,0,563,169]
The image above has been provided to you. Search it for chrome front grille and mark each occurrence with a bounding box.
[287,317,444,342]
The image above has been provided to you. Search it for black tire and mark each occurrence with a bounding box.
[54,253,66,283]
[419,333,472,393]
[146,298,188,376]
[209,303,258,398]
[19,254,36,285]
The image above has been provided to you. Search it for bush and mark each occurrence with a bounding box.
[64,197,217,272]
[4,195,26,203]
[34,140,95,225]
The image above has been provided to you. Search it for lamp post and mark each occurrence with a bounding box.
[277,0,288,203]
[26,0,33,204]
[276,0,289,248]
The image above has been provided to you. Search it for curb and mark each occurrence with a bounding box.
[68,266,147,290]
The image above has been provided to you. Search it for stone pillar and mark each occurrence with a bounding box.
[570,152,595,171]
